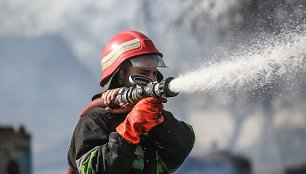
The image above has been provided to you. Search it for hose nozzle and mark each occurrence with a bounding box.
[115,76,178,108]
[144,77,178,98]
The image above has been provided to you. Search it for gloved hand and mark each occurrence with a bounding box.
[102,88,132,114]
[116,97,167,144]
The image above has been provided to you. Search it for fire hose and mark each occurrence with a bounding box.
[80,75,178,116]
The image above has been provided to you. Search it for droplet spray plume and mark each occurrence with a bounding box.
[168,27,306,95]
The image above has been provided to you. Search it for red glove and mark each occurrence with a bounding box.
[116,97,167,144]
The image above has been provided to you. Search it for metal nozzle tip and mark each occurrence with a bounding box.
[163,77,178,97]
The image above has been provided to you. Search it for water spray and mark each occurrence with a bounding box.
[168,26,306,95]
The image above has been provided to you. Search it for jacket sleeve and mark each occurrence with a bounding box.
[69,108,136,174]
[149,110,195,172]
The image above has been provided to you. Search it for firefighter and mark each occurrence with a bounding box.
[67,30,195,174]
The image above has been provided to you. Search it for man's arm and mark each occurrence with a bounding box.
[68,107,136,174]
[149,110,195,172]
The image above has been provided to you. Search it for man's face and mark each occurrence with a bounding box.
[120,66,158,87]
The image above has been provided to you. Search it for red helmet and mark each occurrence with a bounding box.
[99,30,163,88]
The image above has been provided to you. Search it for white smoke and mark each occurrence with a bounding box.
[0,0,141,74]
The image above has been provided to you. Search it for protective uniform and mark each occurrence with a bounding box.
[67,30,195,174]
[67,106,195,174]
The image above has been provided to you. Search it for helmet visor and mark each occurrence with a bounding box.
[130,55,167,68]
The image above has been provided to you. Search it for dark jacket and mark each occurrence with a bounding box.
[67,106,195,174]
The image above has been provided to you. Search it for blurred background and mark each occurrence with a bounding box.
[0,0,306,174]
